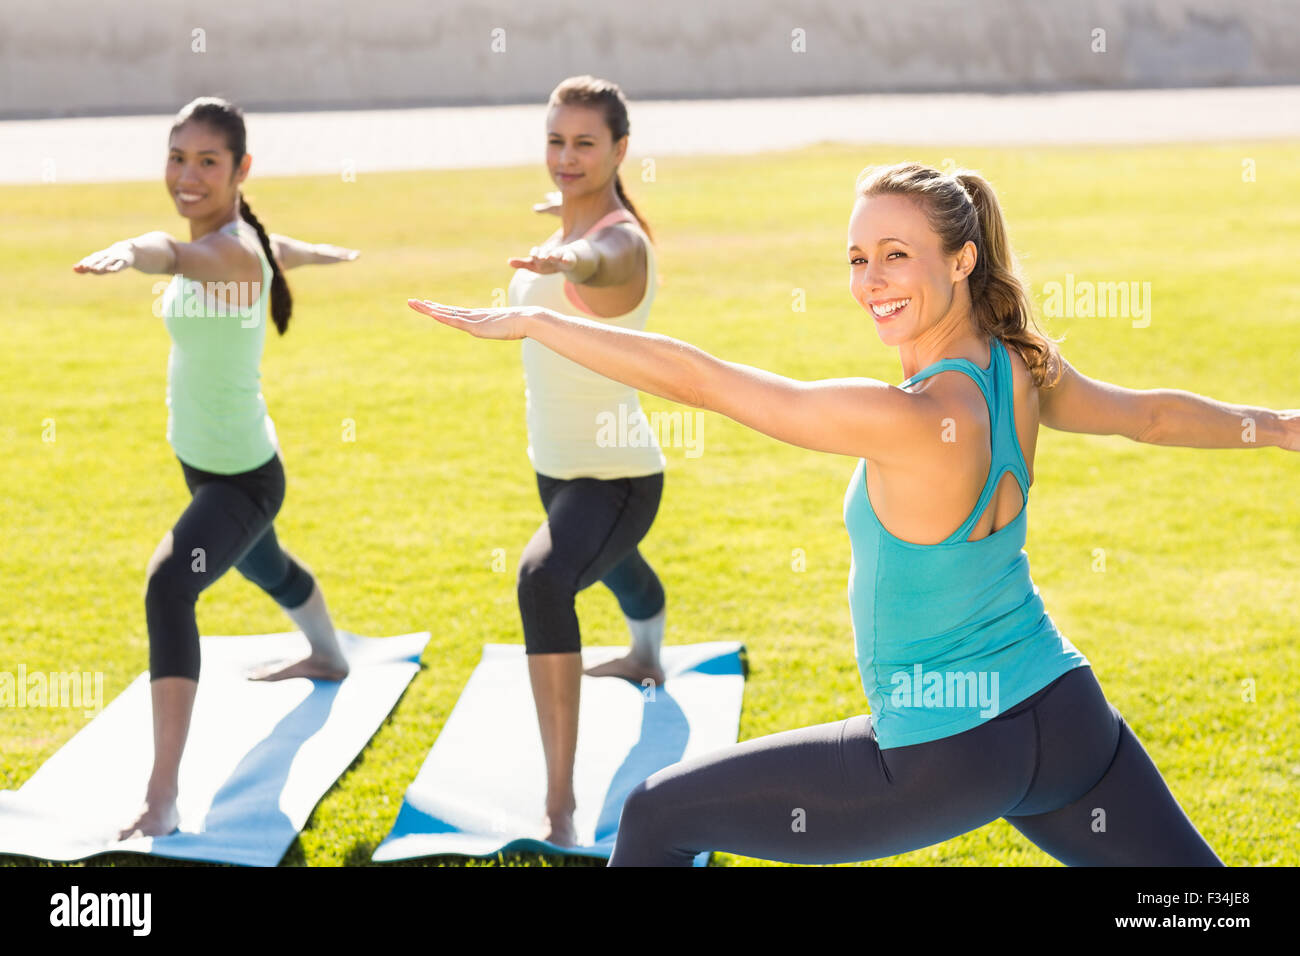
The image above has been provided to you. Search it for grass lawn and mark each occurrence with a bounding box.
[1,139,1296,866]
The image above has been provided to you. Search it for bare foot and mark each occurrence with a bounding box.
[542,810,578,847]
[584,653,665,689]
[117,794,179,840]
[247,653,349,682]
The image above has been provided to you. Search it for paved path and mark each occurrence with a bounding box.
[3,86,1298,184]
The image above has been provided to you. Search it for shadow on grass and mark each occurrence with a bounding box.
[0,852,237,867]
[353,843,609,867]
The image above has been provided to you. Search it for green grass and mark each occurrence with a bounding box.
[2,141,1297,866]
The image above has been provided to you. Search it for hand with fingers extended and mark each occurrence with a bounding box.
[268,233,360,270]
[532,190,563,215]
[407,299,549,342]
[310,243,360,264]
[73,241,136,275]
[507,244,580,276]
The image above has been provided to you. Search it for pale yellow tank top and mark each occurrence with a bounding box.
[511,209,667,480]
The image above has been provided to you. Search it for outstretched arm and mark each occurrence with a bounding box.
[407,301,931,464]
[72,230,260,286]
[507,222,643,288]
[1040,358,1298,450]
[268,233,360,271]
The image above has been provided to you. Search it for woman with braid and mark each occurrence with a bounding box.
[73,97,359,839]
[410,160,1299,865]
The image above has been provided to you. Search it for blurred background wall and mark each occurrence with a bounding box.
[3,0,1297,118]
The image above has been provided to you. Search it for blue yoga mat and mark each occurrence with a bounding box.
[0,630,428,866]
[373,641,746,865]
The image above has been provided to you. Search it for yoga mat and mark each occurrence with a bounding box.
[0,630,428,866]
[373,641,746,865]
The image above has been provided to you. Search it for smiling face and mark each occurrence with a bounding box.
[165,121,249,220]
[848,192,976,348]
[545,103,626,199]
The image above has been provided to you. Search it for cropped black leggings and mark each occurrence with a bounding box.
[518,471,666,654]
[609,666,1224,866]
[144,454,315,681]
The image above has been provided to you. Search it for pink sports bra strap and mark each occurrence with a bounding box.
[581,209,638,238]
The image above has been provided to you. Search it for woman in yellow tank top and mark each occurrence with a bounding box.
[502,76,670,847]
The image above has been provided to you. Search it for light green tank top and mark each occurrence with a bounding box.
[160,218,278,474]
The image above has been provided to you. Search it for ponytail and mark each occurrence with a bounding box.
[954,172,1060,388]
[613,173,653,242]
[856,162,1064,389]
[238,193,292,335]
[550,75,654,243]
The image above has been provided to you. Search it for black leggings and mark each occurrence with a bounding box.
[518,471,666,654]
[144,454,315,681]
[609,666,1224,866]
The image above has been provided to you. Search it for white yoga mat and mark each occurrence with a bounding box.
[373,641,747,866]
[0,630,428,866]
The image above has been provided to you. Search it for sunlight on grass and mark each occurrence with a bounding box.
[2,140,1296,866]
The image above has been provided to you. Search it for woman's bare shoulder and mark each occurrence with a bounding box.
[1005,342,1043,405]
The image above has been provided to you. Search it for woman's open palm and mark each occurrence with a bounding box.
[73,242,134,274]
[507,246,576,275]
[406,299,541,341]
[313,243,360,264]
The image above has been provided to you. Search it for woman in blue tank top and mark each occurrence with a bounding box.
[73,97,360,841]
[409,161,1298,866]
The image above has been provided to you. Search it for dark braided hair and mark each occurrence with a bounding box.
[170,96,293,334]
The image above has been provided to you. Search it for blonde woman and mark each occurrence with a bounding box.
[410,161,1298,865]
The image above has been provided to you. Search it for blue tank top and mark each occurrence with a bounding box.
[843,336,1089,749]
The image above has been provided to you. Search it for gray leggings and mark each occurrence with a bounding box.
[609,666,1224,866]
[517,471,665,655]
[145,454,314,680]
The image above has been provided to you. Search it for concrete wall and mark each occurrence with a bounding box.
[2,0,1298,118]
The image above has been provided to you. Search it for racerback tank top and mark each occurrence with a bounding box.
[843,336,1089,749]
[511,209,667,480]
[160,218,278,475]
